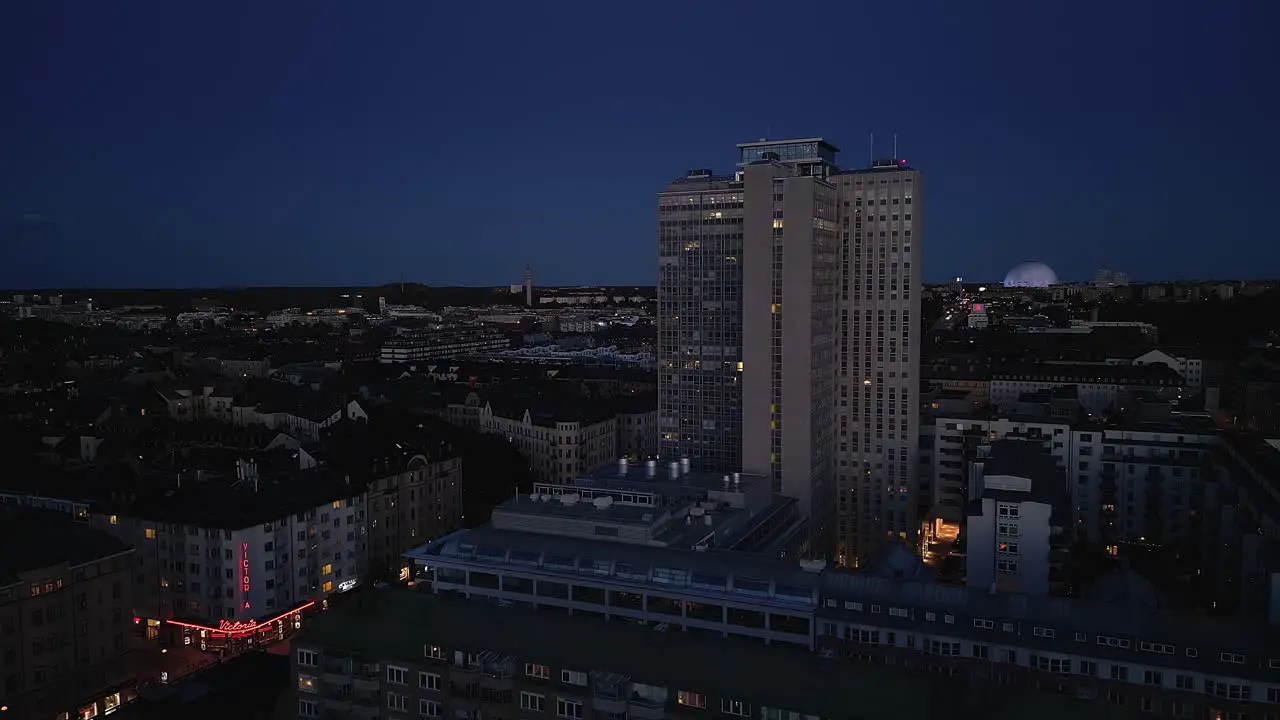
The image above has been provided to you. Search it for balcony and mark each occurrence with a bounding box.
[451,682,481,701]
[351,673,379,693]
[321,696,352,714]
[479,669,514,692]
[451,650,484,677]
[627,697,667,720]
[322,657,352,684]
[591,671,630,714]
[593,695,628,715]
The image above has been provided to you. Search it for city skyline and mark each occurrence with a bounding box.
[2,2,1276,289]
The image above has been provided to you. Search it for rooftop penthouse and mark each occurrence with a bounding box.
[489,458,803,553]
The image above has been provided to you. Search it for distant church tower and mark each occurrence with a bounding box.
[524,265,534,307]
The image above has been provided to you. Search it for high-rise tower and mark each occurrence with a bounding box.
[832,158,923,566]
[523,265,534,307]
[658,140,922,563]
[657,169,745,472]
[658,139,840,555]
[738,140,839,556]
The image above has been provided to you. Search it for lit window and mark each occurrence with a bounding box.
[322,581,333,593]
[108,515,118,525]
[677,691,706,708]
[144,528,156,540]
[297,674,317,693]
[321,564,333,575]
[332,501,341,510]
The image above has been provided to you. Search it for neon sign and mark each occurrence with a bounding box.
[240,542,250,610]
[166,600,316,638]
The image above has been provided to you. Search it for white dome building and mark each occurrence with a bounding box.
[1003,261,1058,288]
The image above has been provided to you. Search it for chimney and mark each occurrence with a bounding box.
[680,457,691,475]
[722,475,730,489]
[618,458,629,477]
[668,461,679,479]
[703,514,712,526]
[733,472,741,489]
[645,460,657,478]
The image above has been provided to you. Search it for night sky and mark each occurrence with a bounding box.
[2,1,1276,289]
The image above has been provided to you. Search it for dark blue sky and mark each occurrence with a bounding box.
[2,1,1276,288]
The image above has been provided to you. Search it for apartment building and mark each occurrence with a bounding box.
[833,159,923,567]
[989,363,1183,416]
[615,393,659,460]
[400,516,1280,719]
[964,440,1068,597]
[379,328,510,364]
[93,459,367,653]
[1107,349,1204,394]
[929,412,1220,550]
[290,588,1115,720]
[320,418,465,582]
[158,383,369,443]
[1201,434,1280,622]
[0,509,136,720]
[477,395,617,485]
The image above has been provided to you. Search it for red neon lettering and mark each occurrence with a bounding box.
[240,542,250,598]
[166,601,314,636]
[217,619,259,632]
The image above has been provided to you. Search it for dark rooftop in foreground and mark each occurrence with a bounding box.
[0,507,134,585]
[114,651,290,720]
[297,589,1122,720]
